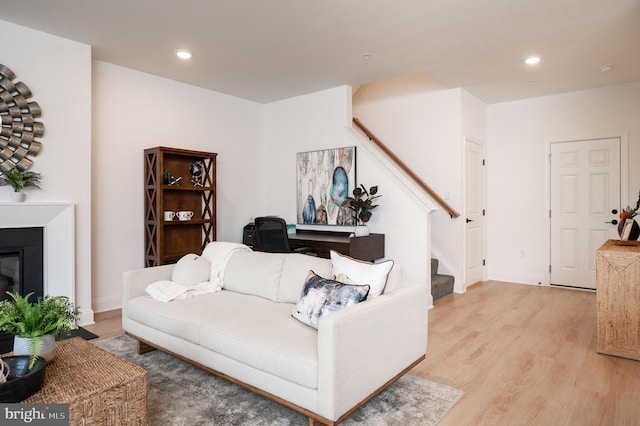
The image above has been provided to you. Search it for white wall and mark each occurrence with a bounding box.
[264,86,432,285]
[92,61,263,312]
[0,20,93,324]
[353,78,469,286]
[487,82,640,285]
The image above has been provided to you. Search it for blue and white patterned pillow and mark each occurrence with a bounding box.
[292,271,370,329]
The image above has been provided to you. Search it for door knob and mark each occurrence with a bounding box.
[606,219,618,225]
[466,218,474,223]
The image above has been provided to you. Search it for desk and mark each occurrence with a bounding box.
[288,230,384,261]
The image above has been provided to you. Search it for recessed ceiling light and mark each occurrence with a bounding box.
[525,56,541,65]
[600,65,614,72]
[176,50,192,60]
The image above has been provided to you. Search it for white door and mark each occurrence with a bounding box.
[550,138,620,289]
[465,139,484,287]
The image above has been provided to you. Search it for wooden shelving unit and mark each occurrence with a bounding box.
[144,146,217,267]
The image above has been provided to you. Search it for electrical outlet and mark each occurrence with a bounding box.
[520,249,525,258]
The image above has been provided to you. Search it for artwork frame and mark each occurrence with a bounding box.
[296,146,356,226]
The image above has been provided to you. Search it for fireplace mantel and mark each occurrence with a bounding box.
[0,202,75,304]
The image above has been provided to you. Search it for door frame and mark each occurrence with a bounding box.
[463,135,487,291]
[545,132,629,286]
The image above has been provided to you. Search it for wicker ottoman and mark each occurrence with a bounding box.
[22,337,147,425]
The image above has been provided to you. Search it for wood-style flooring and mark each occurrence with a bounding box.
[86,280,640,425]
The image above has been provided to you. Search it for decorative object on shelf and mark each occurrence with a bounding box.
[162,168,181,186]
[162,169,172,185]
[346,184,381,237]
[190,161,204,186]
[296,146,356,225]
[0,292,78,368]
[0,355,46,402]
[0,64,44,174]
[0,166,42,202]
[176,210,194,221]
[618,190,640,241]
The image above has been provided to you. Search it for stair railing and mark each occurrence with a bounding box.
[352,117,461,218]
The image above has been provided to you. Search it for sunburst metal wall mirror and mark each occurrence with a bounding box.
[0,64,44,173]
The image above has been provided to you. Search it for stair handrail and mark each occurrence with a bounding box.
[352,117,461,218]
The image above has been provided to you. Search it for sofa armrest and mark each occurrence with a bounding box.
[316,282,428,420]
[122,264,175,305]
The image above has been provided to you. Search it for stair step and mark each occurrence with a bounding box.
[431,258,454,300]
[431,258,439,277]
[432,273,454,301]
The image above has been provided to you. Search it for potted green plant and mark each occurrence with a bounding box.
[0,292,78,368]
[0,167,42,202]
[346,184,381,236]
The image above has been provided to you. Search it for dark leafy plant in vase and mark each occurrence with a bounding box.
[346,184,381,235]
[0,292,78,368]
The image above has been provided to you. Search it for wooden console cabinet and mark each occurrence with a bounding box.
[144,147,217,266]
[596,239,640,360]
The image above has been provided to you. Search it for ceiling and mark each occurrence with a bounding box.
[2,0,639,104]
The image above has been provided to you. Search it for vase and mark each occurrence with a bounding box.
[13,334,56,364]
[10,192,25,202]
[618,218,640,241]
[354,225,369,237]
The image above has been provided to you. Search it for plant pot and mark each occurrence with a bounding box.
[0,356,46,402]
[10,191,25,202]
[13,334,56,364]
[618,218,640,241]
[354,225,370,237]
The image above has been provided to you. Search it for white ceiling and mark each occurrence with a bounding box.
[2,0,639,104]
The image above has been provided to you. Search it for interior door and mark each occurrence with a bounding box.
[465,139,484,287]
[550,138,620,289]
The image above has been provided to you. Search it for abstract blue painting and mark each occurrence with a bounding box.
[296,146,356,225]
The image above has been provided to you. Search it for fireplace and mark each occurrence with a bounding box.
[0,227,45,352]
[0,202,76,352]
[0,227,44,302]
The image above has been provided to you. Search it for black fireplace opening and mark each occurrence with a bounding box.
[0,227,44,352]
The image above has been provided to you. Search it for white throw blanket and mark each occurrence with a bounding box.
[146,242,252,302]
[145,280,219,303]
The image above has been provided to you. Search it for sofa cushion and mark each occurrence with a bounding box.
[292,271,370,329]
[223,250,287,301]
[199,291,319,389]
[127,292,228,344]
[171,253,211,286]
[330,250,393,297]
[278,254,333,303]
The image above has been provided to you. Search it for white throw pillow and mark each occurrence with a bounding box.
[171,253,211,286]
[330,250,393,298]
[292,271,370,329]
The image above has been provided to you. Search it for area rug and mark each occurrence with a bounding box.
[95,335,463,425]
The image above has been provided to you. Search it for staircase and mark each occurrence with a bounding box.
[431,258,454,301]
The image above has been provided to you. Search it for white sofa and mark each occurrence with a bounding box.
[122,246,428,425]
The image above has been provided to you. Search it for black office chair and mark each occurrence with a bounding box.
[253,217,313,254]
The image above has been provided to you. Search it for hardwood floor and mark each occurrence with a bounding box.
[87,281,640,425]
[413,280,640,426]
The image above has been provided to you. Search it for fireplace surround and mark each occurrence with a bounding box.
[0,203,74,303]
